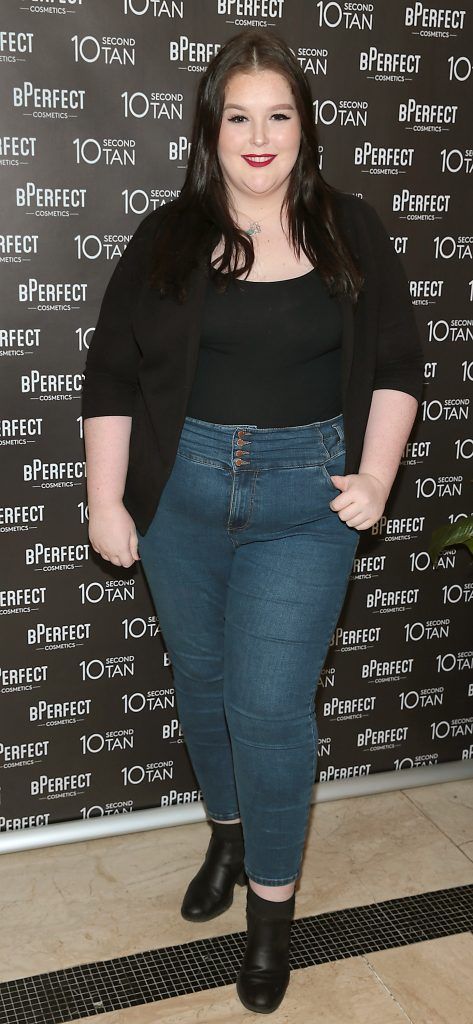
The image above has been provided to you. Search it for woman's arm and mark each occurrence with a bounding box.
[330,388,419,530]
[84,415,140,566]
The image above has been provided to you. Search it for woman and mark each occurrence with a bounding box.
[82,29,424,1015]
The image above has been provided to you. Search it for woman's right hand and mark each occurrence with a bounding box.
[88,502,140,568]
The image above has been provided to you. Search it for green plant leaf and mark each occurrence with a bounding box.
[429,515,473,566]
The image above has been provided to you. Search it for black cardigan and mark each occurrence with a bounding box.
[82,192,425,536]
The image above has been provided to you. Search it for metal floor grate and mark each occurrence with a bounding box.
[1,884,472,1023]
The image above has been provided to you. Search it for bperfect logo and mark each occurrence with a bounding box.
[371,515,425,539]
[0,504,45,534]
[79,579,134,603]
[361,657,414,680]
[401,440,432,464]
[316,2,374,29]
[0,663,47,689]
[0,234,38,263]
[0,135,37,166]
[0,328,41,353]
[121,90,183,119]
[31,773,92,798]
[351,554,386,579]
[79,655,135,681]
[354,142,414,173]
[318,762,372,782]
[399,98,458,131]
[27,621,91,649]
[400,687,444,710]
[434,235,473,260]
[0,31,34,61]
[217,0,285,24]
[0,587,46,613]
[296,47,328,77]
[431,717,473,741]
[26,542,89,570]
[359,46,421,80]
[313,97,369,127]
[73,137,136,166]
[441,147,473,174]
[0,417,42,446]
[415,475,463,498]
[13,81,85,119]
[436,650,473,671]
[404,618,450,642]
[162,719,183,741]
[0,739,49,765]
[410,279,443,303]
[0,813,50,831]
[16,182,86,216]
[24,459,86,488]
[169,135,190,163]
[330,625,382,649]
[80,730,134,754]
[442,583,473,605]
[74,234,132,260]
[161,789,202,807]
[71,34,135,65]
[393,189,450,219]
[123,188,181,214]
[18,279,87,310]
[405,4,466,36]
[21,370,82,399]
[422,397,469,421]
[170,35,221,71]
[121,761,174,785]
[29,698,91,723]
[123,0,184,15]
[122,689,175,713]
[357,726,408,748]
[322,695,376,718]
[27,0,84,11]
[366,588,419,611]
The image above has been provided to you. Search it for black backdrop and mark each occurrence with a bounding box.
[1,0,472,838]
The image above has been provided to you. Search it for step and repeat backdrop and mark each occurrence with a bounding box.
[1,0,472,837]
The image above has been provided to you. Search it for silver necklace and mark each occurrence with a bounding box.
[243,220,262,236]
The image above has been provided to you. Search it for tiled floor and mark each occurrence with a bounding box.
[1,779,472,1023]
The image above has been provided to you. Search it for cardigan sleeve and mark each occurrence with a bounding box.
[81,209,159,420]
[364,201,425,402]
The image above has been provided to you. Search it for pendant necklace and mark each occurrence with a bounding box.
[243,220,262,236]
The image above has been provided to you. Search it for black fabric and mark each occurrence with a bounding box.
[186,269,343,427]
[81,190,425,536]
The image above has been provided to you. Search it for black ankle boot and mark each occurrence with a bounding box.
[180,820,247,922]
[236,885,296,1014]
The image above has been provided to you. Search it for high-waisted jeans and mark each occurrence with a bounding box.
[136,412,360,885]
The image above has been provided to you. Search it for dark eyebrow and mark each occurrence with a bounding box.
[223,103,295,111]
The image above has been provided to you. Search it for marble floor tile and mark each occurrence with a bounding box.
[400,778,473,847]
[366,931,473,1024]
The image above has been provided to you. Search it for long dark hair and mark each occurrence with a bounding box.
[150,28,364,304]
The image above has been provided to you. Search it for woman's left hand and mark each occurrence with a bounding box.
[329,472,389,530]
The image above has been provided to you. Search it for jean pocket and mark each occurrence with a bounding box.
[321,448,346,491]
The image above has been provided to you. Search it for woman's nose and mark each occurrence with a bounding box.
[249,121,269,146]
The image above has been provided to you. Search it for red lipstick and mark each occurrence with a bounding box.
[242,154,276,167]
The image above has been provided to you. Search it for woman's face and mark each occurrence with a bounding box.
[216,68,302,209]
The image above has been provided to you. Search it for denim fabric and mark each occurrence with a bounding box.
[137,413,360,885]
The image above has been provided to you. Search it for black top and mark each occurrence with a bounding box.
[81,191,425,535]
[185,267,343,427]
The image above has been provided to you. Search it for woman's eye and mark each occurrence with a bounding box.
[227,113,290,123]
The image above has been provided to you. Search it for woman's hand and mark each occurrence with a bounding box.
[328,472,389,531]
[88,501,140,568]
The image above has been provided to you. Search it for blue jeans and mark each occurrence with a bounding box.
[137,413,360,885]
